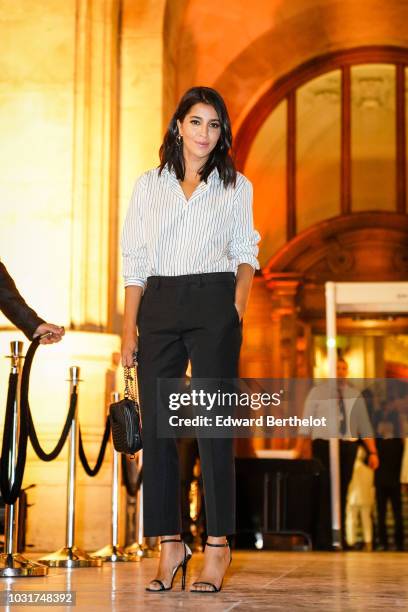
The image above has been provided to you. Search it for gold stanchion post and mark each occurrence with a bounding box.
[39,366,102,568]
[91,391,137,562]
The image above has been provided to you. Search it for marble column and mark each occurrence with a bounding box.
[265,273,302,378]
[70,0,121,331]
[264,273,302,450]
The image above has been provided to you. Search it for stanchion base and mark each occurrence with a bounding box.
[39,546,103,568]
[125,541,159,559]
[0,553,48,577]
[91,545,138,562]
[124,542,142,558]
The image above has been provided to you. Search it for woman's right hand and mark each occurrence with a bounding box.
[121,328,138,367]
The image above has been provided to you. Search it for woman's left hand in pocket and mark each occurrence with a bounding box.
[234,302,245,322]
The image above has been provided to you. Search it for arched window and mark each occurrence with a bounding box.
[236,47,408,267]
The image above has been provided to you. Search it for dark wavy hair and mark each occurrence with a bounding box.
[159,86,237,188]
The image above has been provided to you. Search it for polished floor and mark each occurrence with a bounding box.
[1,551,408,611]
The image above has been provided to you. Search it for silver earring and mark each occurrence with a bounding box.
[176,134,183,146]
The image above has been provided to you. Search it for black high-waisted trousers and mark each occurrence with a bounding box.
[137,272,242,537]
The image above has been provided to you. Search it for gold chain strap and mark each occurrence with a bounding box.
[124,365,139,404]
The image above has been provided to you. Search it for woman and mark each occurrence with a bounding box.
[121,86,260,593]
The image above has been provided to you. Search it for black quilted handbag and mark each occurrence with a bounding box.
[109,362,142,456]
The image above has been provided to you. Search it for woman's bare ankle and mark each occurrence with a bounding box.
[160,533,181,542]
[158,535,183,559]
[206,535,228,545]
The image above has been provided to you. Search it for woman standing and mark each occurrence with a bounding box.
[121,87,260,593]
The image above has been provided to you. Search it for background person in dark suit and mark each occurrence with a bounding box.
[0,261,64,344]
[373,399,404,550]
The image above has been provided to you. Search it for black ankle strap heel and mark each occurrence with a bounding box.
[190,540,232,593]
[146,539,192,593]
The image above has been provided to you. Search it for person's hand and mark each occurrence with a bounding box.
[122,329,138,367]
[368,453,380,470]
[33,323,65,344]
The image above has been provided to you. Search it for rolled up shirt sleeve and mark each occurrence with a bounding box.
[121,174,149,290]
[227,177,260,271]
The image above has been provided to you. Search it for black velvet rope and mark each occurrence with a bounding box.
[78,417,111,477]
[121,453,143,497]
[28,390,77,461]
[0,339,38,505]
[0,372,21,504]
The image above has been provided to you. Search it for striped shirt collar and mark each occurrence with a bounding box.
[160,164,220,184]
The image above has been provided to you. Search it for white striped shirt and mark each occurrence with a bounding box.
[121,165,260,289]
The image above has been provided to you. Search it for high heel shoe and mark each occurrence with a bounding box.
[190,540,232,593]
[145,538,192,592]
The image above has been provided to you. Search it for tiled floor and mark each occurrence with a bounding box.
[0,551,408,611]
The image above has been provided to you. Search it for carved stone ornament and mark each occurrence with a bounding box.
[326,243,355,274]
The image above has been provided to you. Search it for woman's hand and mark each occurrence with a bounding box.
[234,302,245,322]
[121,328,138,367]
[234,263,255,323]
